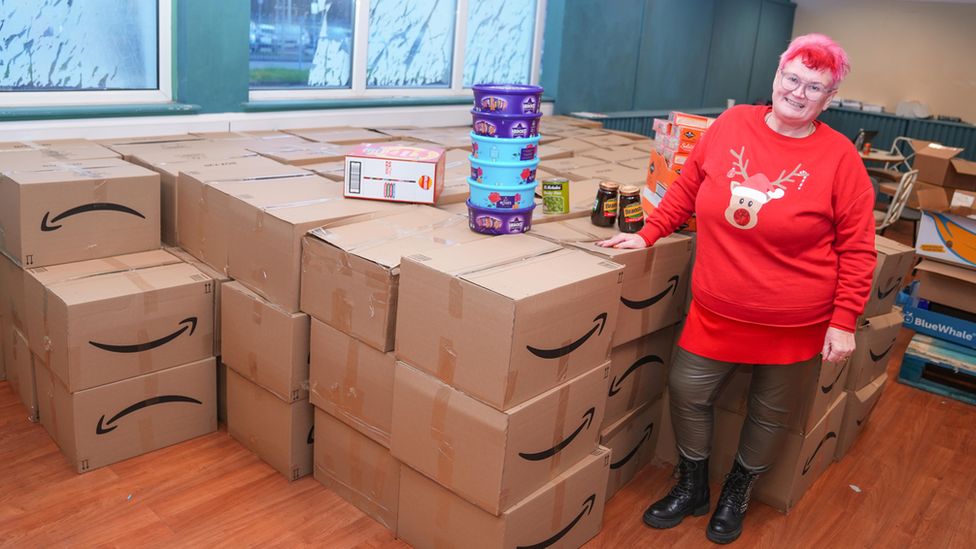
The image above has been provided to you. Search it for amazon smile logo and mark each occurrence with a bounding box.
[608,355,663,397]
[876,278,902,300]
[516,494,596,549]
[41,203,146,232]
[621,275,679,310]
[802,431,837,475]
[96,395,203,434]
[307,426,314,445]
[610,424,653,470]
[89,318,197,353]
[518,408,595,461]
[526,313,607,359]
[869,343,894,363]
[820,362,848,394]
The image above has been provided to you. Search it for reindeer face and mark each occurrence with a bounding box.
[725,195,764,229]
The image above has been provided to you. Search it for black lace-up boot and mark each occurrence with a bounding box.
[643,457,710,529]
[706,458,761,544]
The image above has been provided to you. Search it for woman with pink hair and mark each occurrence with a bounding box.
[598,34,875,543]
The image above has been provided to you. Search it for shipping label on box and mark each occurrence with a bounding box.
[221,281,310,402]
[396,235,623,410]
[847,310,902,391]
[711,393,846,512]
[309,318,396,447]
[36,356,217,474]
[313,407,401,531]
[530,221,692,346]
[0,163,160,269]
[344,144,445,204]
[835,372,886,461]
[396,446,610,549]
[227,368,314,481]
[300,206,488,352]
[390,361,609,516]
[24,250,215,393]
[600,397,663,501]
[602,326,673,429]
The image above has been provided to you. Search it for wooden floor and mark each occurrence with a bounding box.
[2,217,974,548]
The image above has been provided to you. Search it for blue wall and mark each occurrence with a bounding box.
[543,0,795,115]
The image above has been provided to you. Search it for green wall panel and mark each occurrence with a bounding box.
[553,0,646,114]
[632,0,716,111]
[701,0,763,109]
[745,0,795,105]
[175,0,250,114]
[540,0,567,100]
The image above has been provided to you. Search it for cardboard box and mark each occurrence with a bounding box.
[437,149,472,205]
[300,206,487,352]
[396,446,611,549]
[0,251,28,335]
[847,310,903,391]
[250,142,358,166]
[565,164,645,186]
[24,250,215,393]
[603,326,674,429]
[343,144,446,204]
[537,145,573,161]
[175,156,311,270]
[715,357,847,436]
[600,397,663,500]
[0,163,160,269]
[711,392,846,513]
[309,319,396,447]
[537,157,605,179]
[912,143,976,190]
[668,111,712,130]
[620,156,653,171]
[301,161,346,182]
[578,134,638,149]
[221,281,310,402]
[36,356,217,474]
[530,219,693,345]
[0,147,122,169]
[165,246,232,356]
[546,138,602,155]
[861,235,916,319]
[915,204,976,269]
[2,319,38,421]
[581,146,649,164]
[226,367,314,481]
[914,259,976,316]
[129,147,258,246]
[390,360,609,515]
[286,128,394,145]
[313,407,401,531]
[835,372,886,461]
[395,235,623,410]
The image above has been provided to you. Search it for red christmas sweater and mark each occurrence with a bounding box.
[639,105,877,333]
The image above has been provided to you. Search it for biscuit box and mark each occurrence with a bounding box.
[344,144,446,204]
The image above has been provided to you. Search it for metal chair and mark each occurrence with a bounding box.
[875,169,919,235]
[866,137,916,182]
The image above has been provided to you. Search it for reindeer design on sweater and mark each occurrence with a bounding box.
[725,147,804,230]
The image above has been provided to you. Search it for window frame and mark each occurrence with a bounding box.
[249,0,547,101]
[0,0,173,107]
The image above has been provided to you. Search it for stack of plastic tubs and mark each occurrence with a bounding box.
[466,84,544,235]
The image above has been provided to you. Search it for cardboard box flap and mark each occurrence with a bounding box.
[599,397,656,442]
[875,234,914,255]
[307,207,477,269]
[918,143,964,160]
[914,258,976,285]
[916,187,951,210]
[48,263,210,305]
[402,234,563,277]
[530,219,619,243]
[28,250,181,287]
[951,158,976,177]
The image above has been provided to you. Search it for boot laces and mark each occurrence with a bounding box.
[667,459,698,498]
[720,468,757,514]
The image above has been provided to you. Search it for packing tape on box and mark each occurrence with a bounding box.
[437,337,457,385]
[551,479,568,532]
[92,176,109,204]
[430,386,455,488]
[452,247,563,281]
[331,288,353,333]
[137,328,153,373]
[366,292,388,320]
[248,351,259,379]
[503,371,519,409]
[448,279,463,320]
[550,385,571,475]
[251,299,263,325]
[557,338,572,383]
[626,359,644,411]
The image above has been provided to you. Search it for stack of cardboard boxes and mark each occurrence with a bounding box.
[641,112,715,229]
[0,142,220,473]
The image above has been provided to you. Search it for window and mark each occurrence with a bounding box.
[0,0,172,106]
[250,0,545,100]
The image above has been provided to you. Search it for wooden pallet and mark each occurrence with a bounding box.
[898,333,976,406]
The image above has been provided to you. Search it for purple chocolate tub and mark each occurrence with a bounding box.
[471,110,542,139]
[467,199,535,235]
[472,84,544,114]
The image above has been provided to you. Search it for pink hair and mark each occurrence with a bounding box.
[779,34,851,88]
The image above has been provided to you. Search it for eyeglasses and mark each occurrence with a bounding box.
[778,71,835,101]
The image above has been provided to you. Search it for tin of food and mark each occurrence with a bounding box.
[541,178,570,215]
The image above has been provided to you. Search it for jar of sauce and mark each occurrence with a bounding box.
[617,185,644,233]
[591,180,619,227]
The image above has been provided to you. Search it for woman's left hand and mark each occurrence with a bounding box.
[822,327,855,363]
